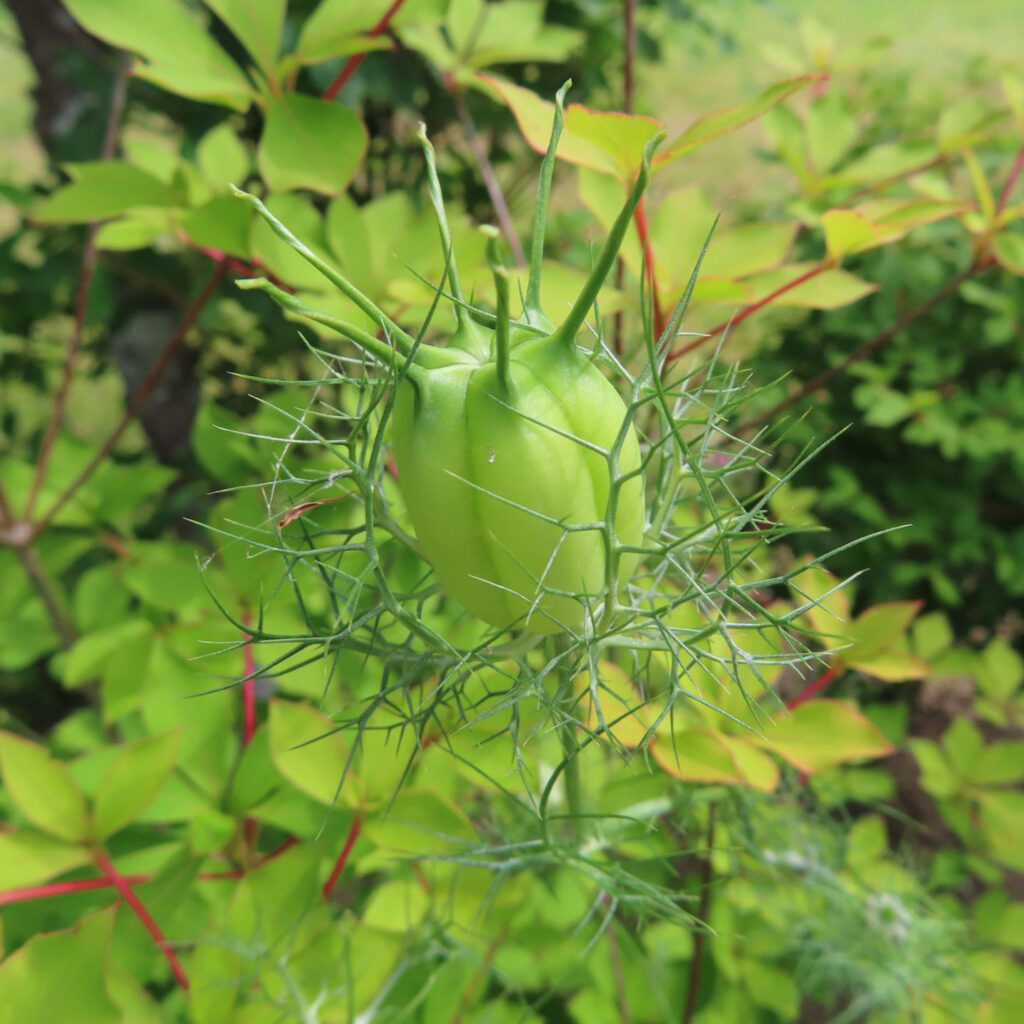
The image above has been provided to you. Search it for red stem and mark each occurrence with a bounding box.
[30,259,230,538]
[0,839,301,912]
[995,141,1024,215]
[324,0,407,100]
[25,61,130,522]
[787,666,840,711]
[95,852,190,990]
[323,816,363,899]
[668,259,835,364]
[633,197,666,338]
[0,873,149,907]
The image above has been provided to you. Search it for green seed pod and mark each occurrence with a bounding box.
[390,335,644,633]
[234,84,662,634]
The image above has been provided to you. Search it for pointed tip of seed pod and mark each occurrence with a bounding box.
[556,80,572,105]
[235,276,268,292]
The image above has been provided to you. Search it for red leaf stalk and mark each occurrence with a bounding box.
[95,853,190,990]
[323,816,363,899]
[324,0,407,100]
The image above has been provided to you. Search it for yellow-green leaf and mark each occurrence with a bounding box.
[0,732,90,842]
[761,700,895,774]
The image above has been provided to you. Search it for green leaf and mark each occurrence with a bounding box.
[480,75,661,178]
[0,911,121,1024]
[0,831,92,889]
[95,211,173,251]
[63,0,254,110]
[258,94,368,196]
[0,732,90,841]
[93,730,183,839]
[844,602,925,675]
[910,738,958,799]
[978,638,1024,700]
[183,195,253,259]
[364,789,476,856]
[969,742,1024,787]
[978,790,1024,872]
[650,729,748,785]
[34,162,182,224]
[204,0,285,78]
[362,880,431,933]
[268,699,353,808]
[63,618,154,689]
[659,75,823,166]
[994,232,1024,276]
[822,210,880,259]
[942,717,984,776]
[196,122,250,190]
[806,88,857,172]
[911,611,954,661]
[700,222,797,279]
[761,700,895,774]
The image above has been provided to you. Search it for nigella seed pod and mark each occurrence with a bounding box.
[234,83,661,634]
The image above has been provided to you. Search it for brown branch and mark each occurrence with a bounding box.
[324,0,407,100]
[668,259,835,364]
[13,543,76,646]
[25,59,130,521]
[451,85,527,266]
[95,852,190,990]
[623,0,637,116]
[682,804,716,1024]
[30,259,230,538]
[737,261,985,434]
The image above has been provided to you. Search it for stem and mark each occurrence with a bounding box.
[995,141,1024,215]
[418,124,489,359]
[323,0,406,100]
[634,196,666,339]
[525,80,570,326]
[555,655,584,827]
[606,909,633,1024]
[236,278,431,373]
[95,852,190,990]
[739,261,984,433]
[418,124,467,306]
[30,260,230,538]
[682,804,716,1024]
[551,134,663,351]
[668,259,835,364]
[623,0,637,115]
[486,227,512,389]
[451,85,527,267]
[26,59,130,521]
[242,618,259,850]
[230,187,417,354]
[13,543,76,646]
[323,816,363,899]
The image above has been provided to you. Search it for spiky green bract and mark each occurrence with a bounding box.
[234,110,659,635]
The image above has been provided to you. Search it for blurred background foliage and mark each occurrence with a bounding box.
[0,1,1022,1022]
